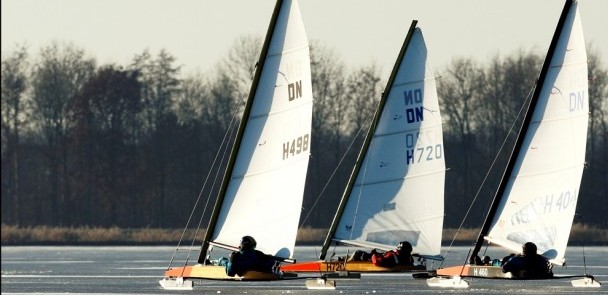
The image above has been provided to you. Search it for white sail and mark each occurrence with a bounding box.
[332,27,445,257]
[211,0,312,259]
[485,2,587,264]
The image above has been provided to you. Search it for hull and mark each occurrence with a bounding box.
[435,265,512,279]
[280,260,426,273]
[164,265,295,281]
[435,264,558,280]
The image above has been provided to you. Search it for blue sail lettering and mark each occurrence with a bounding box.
[406,149,414,165]
[405,133,415,148]
[403,88,423,105]
[406,107,424,123]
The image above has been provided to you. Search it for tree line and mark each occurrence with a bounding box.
[2,38,607,231]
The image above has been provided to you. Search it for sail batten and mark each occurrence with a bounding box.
[267,44,310,57]
[529,111,588,124]
[353,168,446,186]
[249,100,313,120]
[391,77,439,88]
[506,163,585,179]
[549,60,589,68]
[373,122,444,138]
[230,154,311,179]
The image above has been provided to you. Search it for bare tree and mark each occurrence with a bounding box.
[174,73,207,127]
[204,36,262,145]
[582,46,608,225]
[217,35,263,94]
[71,65,142,226]
[345,64,381,134]
[437,58,486,226]
[203,35,263,146]
[439,58,483,140]
[130,49,181,226]
[299,41,351,226]
[30,42,95,225]
[1,45,29,225]
[476,50,542,155]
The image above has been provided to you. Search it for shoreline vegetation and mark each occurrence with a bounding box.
[1,223,607,246]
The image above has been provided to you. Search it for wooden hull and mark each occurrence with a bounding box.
[164,264,293,281]
[435,265,512,279]
[280,260,426,273]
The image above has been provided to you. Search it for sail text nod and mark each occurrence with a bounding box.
[404,88,423,123]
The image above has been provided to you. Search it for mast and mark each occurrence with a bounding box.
[198,0,285,263]
[319,20,419,260]
[470,0,575,260]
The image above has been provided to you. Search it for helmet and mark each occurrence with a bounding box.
[397,241,412,252]
[239,236,257,251]
[522,242,537,256]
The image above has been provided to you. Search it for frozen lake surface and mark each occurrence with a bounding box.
[1,245,606,294]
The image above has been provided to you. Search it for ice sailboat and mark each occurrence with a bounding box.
[281,20,445,273]
[432,0,599,287]
[160,0,313,287]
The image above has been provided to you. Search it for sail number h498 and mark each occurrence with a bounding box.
[283,134,310,160]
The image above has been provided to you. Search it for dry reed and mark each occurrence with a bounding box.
[2,223,606,245]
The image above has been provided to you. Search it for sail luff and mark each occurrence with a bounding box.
[197,0,285,263]
[318,20,419,260]
[470,0,575,260]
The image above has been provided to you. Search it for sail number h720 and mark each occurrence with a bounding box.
[404,132,443,165]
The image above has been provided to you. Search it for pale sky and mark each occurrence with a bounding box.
[2,0,607,77]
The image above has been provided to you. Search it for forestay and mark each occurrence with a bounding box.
[211,0,313,259]
[333,27,445,256]
[484,1,588,264]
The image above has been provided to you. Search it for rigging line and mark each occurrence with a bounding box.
[167,102,242,272]
[438,84,536,268]
[169,72,253,271]
[348,135,372,243]
[185,88,249,264]
[575,214,590,276]
[298,99,379,228]
[173,99,243,271]
[165,104,238,270]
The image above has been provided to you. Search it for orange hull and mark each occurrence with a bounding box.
[164,265,284,281]
[280,260,426,273]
